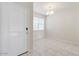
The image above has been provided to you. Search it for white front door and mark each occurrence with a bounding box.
[8,3,27,55]
[0,3,33,56]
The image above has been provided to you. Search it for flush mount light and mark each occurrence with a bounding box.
[46,10,54,15]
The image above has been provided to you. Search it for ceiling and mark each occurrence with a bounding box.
[33,2,78,16]
[15,2,79,16]
[15,2,32,7]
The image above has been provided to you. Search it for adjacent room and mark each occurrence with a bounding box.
[31,2,79,56]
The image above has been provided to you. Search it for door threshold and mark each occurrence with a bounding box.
[17,51,28,56]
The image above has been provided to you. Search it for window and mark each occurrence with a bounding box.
[33,17,44,30]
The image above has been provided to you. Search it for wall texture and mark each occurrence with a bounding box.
[46,8,79,44]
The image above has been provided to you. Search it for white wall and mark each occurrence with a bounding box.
[0,2,33,56]
[46,8,79,44]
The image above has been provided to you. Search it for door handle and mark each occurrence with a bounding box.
[26,27,28,31]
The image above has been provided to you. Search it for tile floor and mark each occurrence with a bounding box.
[22,36,79,56]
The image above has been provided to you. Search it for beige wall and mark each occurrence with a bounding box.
[46,8,79,43]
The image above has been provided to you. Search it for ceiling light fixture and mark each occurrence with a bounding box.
[46,10,54,15]
[45,3,55,15]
